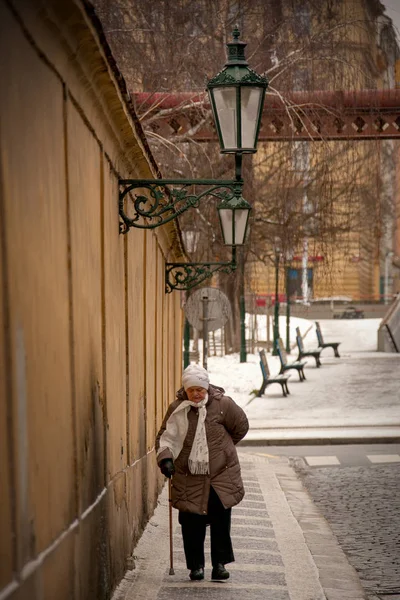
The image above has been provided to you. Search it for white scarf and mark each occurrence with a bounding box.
[157,395,209,475]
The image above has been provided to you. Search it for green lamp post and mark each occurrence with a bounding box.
[209,27,266,361]
[285,249,293,353]
[272,238,281,356]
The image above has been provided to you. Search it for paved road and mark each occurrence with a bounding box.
[241,445,400,600]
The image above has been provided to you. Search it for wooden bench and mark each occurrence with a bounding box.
[277,338,307,381]
[315,321,341,357]
[295,327,322,367]
[257,349,291,397]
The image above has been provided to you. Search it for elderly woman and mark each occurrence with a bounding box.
[155,364,249,582]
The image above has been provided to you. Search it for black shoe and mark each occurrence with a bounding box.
[211,563,229,580]
[189,567,204,581]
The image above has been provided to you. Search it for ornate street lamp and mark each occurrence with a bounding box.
[182,229,201,254]
[181,229,201,368]
[119,28,268,292]
[207,26,267,155]
[217,189,251,246]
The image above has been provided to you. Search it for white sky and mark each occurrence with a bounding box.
[383,1,400,41]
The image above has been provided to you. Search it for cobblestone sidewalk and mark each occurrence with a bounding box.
[112,452,367,600]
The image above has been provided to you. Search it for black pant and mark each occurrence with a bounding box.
[178,486,234,570]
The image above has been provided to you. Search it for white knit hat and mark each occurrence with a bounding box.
[182,365,210,391]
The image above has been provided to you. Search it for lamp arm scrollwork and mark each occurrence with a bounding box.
[119,179,242,234]
[165,247,237,293]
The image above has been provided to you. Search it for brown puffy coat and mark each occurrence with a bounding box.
[155,384,249,515]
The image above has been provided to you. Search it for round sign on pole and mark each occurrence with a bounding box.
[184,287,231,332]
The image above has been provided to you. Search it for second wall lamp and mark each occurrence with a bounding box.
[119,27,268,292]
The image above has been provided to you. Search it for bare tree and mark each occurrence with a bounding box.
[93,0,398,350]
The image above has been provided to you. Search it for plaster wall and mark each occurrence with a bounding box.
[0,1,183,599]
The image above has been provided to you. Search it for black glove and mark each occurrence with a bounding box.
[160,458,175,478]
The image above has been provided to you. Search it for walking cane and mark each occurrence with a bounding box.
[168,478,175,575]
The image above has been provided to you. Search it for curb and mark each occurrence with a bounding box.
[239,436,400,446]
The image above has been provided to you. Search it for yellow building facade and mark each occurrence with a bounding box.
[0,1,184,598]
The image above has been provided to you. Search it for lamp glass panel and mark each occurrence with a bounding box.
[234,209,249,244]
[240,87,263,149]
[219,208,233,245]
[219,208,249,245]
[213,87,237,149]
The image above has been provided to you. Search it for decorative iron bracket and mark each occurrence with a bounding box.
[119,179,242,234]
[165,247,237,293]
